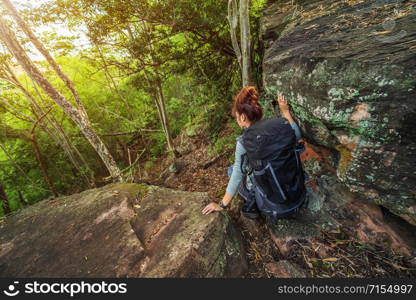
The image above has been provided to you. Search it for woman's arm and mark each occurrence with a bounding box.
[225,141,245,196]
[202,140,245,214]
[278,93,295,123]
[278,94,302,140]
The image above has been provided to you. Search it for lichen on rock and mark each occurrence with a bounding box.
[261,0,416,225]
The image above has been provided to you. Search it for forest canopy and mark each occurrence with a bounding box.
[0,0,267,215]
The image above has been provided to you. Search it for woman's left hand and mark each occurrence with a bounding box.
[202,202,224,215]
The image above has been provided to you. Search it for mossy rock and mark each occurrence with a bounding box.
[261,0,416,224]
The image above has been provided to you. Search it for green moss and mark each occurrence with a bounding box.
[263,58,406,143]
[328,87,360,102]
[112,183,149,198]
[358,92,388,101]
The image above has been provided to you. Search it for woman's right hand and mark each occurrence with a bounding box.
[277,94,290,113]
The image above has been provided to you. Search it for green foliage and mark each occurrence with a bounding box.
[148,131,167,158]
[208,120,241,158]
[0,0,262,216]
[0,141,51,212]
[251,0,268,18]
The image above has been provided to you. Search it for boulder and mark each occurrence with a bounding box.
[261,0,416,224]
[268,173,415,257]
[0,183,247,278]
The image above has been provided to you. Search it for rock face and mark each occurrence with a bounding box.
[269,174,415,257]
[0,183,247,278]
[261,0,416,225]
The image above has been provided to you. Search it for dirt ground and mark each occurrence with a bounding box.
[137,128,234,202]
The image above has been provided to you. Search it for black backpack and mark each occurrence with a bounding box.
[240,117,307,221]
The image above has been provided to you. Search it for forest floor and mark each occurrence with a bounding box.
[135,125,416,278]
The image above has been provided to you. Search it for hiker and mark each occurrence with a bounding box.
[202,86,305,219]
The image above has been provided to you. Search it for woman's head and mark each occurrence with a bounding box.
[232,86,263,128]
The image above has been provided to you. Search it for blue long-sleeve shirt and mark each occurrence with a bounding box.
[226,122,302,197]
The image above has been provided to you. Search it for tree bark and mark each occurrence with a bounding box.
[27,78,96,186]
[0,16,122,181]
[228,0,242,69]
[155,77,176,155]
[140,21,177,156]
[239,0,252,87]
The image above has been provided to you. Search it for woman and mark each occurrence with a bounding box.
[201,86,302,215]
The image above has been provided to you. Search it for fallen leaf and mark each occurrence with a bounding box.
[323,257,338,262]
[372,30,392,35]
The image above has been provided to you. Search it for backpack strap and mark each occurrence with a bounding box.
[294,146,300,169]
[237,135,249,175]
[251,161,288,202]
[240,153,247,174]
[266,162,288,202]
[294,141,304,167]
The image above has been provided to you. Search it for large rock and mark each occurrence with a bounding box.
[0,183,247,277]
[261,0,416,224]
[269,173,415,257]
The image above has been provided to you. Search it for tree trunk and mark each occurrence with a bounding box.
[228,0,242,69]
[1,0,87,114]
[1,62,95,186]
[155,78,176,155]
[140,20,177,156]
[239,0,252,87]
[0,16,122,181]
[0,0,98,185]
[142,69,177,157]
[0,182,10,215]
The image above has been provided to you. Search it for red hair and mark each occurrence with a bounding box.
[231,86,263,123]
